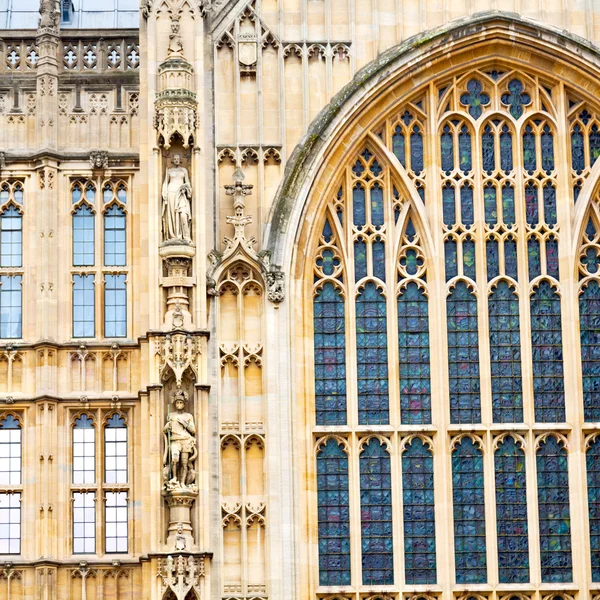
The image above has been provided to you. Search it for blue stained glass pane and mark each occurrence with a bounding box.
[106,414,125,428]
[370,160,382,177]
[591,124,600,166]
[546,238,559,280]
[500,125,513,172]
[525,183,539,226]
[531,282,565,422]
[353,185,366,228]
[371,184,384,227]
[400,248,423,277]
[505,238,518,280]
[447,282,481,424]
[443,183,455,226]
[587,217,598,240]
[461,186,474,226]
[523,125,536,173]
[459,126,472,172]
[528,238,541,281]
[372,240,386,281]
[403,438,436,583]
[445,240,458,281]
[541,125,555,172]
[460,79,489,119]
[463,239,476,281]
[502,79,530,119]
[317,249,339,277]
[580,281,600,422]
[398,283,431,425]
[392,125,406,167]
[317,440,351,586]
[502,185,515,226]
[486,239,499,281]
[575,182,583,203]
[537,436,572,582]
[360,438,393,586]
[452,437,486,583]
[354,240,367,282]
[543,185,557,226]
[495,436,529,582]
[75,415,93,428]
[441,125,454,173]
[484,183,497,225]
[411,125,424,173]
[314,283,347,426]
[572,124,585,173]
[586,438,600,580]
[322,219,333,243]
[489,282,523,422]
[482,125,495,173]
[356,283,389,425]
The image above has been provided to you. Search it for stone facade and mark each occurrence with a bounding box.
[2,1,600,600]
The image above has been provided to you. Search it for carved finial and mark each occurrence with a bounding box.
[38,0,60,32]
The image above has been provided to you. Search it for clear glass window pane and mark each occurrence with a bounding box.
[0,207,22,268]
[0,493,20,554]
[105,491,127,553]
[72,275,95,338]
[104,275,126,337]
[73,492,95,554]
[0,415,21,486]
[0,276,22,339]
[72,415,95,484]
[104,205,126,267]
[72,205,95,267]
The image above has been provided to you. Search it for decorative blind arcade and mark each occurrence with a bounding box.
[312,70,600,589]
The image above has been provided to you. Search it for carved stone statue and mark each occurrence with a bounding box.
[163,389,197,490]
[162,154,192,243]
[167,15,184,57]
[39,0,59,29]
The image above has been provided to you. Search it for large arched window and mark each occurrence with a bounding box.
[307,64,600,595]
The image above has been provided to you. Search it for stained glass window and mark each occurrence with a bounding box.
[452,436,486,583]
[489,281,523,423]
[587,437,600,580]
[317,439,350,586]
[314,283,346,426]
[530,281,565,423]
[402,437,436,584]
[581,280,600,421]
[495,436,529,583]
[356,283,389,425]
[398,283,431,424]
[447,282,481,424]
[360,438,393,585]
[537,436,572,582]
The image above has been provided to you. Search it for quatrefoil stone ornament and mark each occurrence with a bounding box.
[460,79,490,119]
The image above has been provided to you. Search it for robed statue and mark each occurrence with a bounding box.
[162,154,192,243]
[163,389,197,489]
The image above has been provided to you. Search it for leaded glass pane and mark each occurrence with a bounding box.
[587,438,600,580]
[105,491,128,553]
[530,282,565,423]
[489,282,523,423]
[580,280,600,422]
[372,239,386,281]
[314,283,346,426]
[73,274,95,338]
[402,438,436,584]
[73,491,95,554]
[354,240,367,281]
[411,125,424,173]
[398,283,431,425]
[356,283,389,425]
[495,436,529,582]
[537,436,572,582]
[0,492,20,554]
[447,282,481,424]
[104,205,126,267]
[445,240,458,281]
[353,184,366,227]
[105,414,127,484]
[360,438,393,586]
[452,437,486,583]
[317,440,350,586]
[0,415,21,486]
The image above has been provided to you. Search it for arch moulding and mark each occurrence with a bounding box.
[265,11,600,275]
